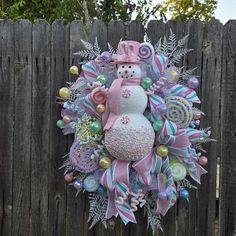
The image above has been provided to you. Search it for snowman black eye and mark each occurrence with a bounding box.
[131,75,133,77]
[122,66,125,68]
[129,66,132,68]
[119,71,121,74]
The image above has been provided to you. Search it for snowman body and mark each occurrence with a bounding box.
[105,63,155,161]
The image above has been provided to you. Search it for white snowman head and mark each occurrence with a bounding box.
[117,63,141,80]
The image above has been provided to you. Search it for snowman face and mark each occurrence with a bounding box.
[117,63,141,80]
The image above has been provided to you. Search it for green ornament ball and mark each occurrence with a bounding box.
[141,76,152,89]
[56,120,65,128]
[153,119,163,132]
[97,75,107,85]
[90,120,102,133]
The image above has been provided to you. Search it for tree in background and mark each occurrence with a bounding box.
[0,0,217,24]
[159,0,217,23]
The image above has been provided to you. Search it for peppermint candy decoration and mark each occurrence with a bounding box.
[165,96,193,128]
[138,42,154,61]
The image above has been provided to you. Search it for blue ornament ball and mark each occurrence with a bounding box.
[180,188,189,199]
[83,175,99,192]
[97,185,106,194]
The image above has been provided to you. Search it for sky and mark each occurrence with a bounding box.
[215,0,236,23]
[134,0,236,23]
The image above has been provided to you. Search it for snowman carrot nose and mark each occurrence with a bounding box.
[125,70,128,73]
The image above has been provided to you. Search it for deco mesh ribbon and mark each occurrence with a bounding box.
[56,32,213,232]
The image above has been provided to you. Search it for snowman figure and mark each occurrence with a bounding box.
[103,41,155,161]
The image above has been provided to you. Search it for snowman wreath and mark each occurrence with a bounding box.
[57,31,213,232]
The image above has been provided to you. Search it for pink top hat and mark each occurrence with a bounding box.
[115,40,141,64]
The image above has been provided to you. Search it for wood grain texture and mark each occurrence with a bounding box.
[48,20,69,236]
[30,19,51,236]
[0,19,14,236]
[199,19,222,236]
[220,20,236,236]
[12,20,32,236]
[126,21,144,42]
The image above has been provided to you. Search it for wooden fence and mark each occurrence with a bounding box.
[0,19,236,236]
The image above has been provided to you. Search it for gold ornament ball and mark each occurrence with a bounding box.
[59,87,71,99]
[99,157,112,169]
[69,66,79,75]
[156,145,169,157]
[96,104,105,113]
[169,70,179,81]
[199,137,205,143]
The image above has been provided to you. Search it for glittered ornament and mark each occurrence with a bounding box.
[73,179,82,190]
[63,115,71,124]
[101,51,111,62]
[59,87,71,99]
[156,145,169,157]
[69,65,79,75]
[97,185,106,194]
[141,76,152,89]
[64,173,73,182]
[198,156,208,166]
[56,120,64,128]
[96,104,105,113]
[187,76,199,89]
[180,188,189,200]
[157,104,167,114]
[83,175,99,192]
[164,67,180,81]
[198,137,205,143]
[90,120,102,133]
[97,75,107,85]
[170,163,187,181]
[99,156,112,169]
[153,119,163,132]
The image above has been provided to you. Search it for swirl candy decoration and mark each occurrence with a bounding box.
[165,96,193,128]
[90,87,107,104]
[138,42,154,61]
[56,37,212,233]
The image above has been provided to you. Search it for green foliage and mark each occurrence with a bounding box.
[0,0,217,24]
[159,0,217,23]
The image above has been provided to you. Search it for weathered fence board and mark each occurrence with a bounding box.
[0,19,14,236]
[200,19,222,236]
[220,20,236,236]
[0,19,235,236]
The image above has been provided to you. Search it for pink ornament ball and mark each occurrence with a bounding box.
[64,173,73,182]
[198,156,208,166]
[63,115,71,124]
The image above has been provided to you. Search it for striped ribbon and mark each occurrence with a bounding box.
[100,160,136,225]
[180,128,209,143]
[81,61,98,82]
[81,95,100,119]
[159,120,191,158]
[167,83,200,104]
[149,94,165,122]
[152,54,169,78]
